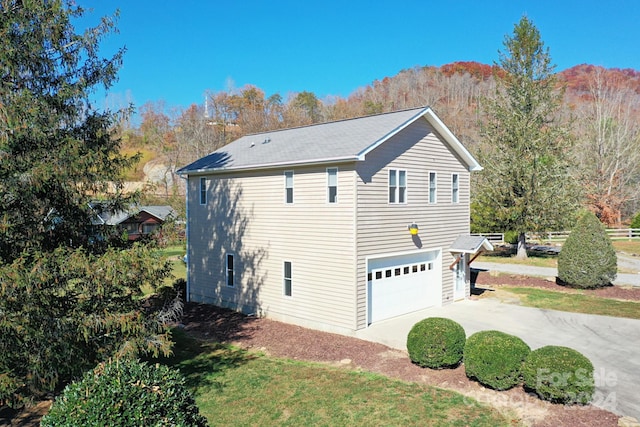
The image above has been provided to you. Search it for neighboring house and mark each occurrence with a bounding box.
[91,205,176,240]
[177,107,491,334]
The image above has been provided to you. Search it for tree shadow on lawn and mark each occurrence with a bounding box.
[151,323,257,395]
[149,302,268,394]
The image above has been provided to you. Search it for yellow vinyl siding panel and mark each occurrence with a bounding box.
[355,117,471,329]
[187,165,358,331]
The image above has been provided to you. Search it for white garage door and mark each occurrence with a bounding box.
[367,250,441,324]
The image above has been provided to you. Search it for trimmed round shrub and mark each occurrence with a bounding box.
[522,346,594,405]
[42,359,208,427]
[558,211,617,288]
[407,317,466,369]
[464,330,531,390]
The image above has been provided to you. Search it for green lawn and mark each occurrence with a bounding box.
[161,330,511,427]
[503,287,640,319]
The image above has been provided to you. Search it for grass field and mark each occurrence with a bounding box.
[161,330,510,427]
[501,287,640,319]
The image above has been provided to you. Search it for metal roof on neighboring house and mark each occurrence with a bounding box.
[177,106,481,175]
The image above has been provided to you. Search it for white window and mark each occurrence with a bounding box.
[226,253,235,287]
[284,171,294,204]
[199,177,207,205]
[452,173,459,203]
[429,172,437,204]
[327,168,337,203]
[388,169,407,204]
[283,261,292,296]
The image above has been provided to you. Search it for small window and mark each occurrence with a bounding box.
[142,223,158,234]
[284,261,292,296]
[368,272,372,281]
[200,177,207,205]
[428,262,433,270]
[412,265,418,273]
[420,264,426,271]
[389,169,407,204]
[226,254,234,287]
[452,173,459,203]
[385,269,392,278]
[375,271,382,280]
[327,168,338,203]
[429,172,437,204]
[394,268,401,276]
[285,171,294,204]
[403,266,410,275]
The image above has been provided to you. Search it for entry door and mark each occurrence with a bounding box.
[454,254,466,300]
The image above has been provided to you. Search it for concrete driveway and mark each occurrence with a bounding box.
[354,299,640,420]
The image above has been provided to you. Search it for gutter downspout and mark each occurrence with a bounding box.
[179,173,191,302]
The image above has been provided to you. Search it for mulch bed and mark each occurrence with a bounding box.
[5,272,637,427]
[473,271,640,301]
[181,300,621,427]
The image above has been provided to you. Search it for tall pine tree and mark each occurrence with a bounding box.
[473,16,580,258]
[0,1,174,405]
[0,0,136,261]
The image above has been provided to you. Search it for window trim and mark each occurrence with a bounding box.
[199,177,207,205]
[327,167,338,204]
[452,173,459,204]
[428,171,437,204]
[284,171,294,204]
[283,261,292,297]
[388,168,407,204]
[225,253,235,288]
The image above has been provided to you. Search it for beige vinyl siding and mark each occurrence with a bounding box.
[355,117,471,329]
[187,165,358,331]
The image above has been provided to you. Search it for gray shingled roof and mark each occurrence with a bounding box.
[449,235,494,254]
[178,107,481,175]
[92,205,176,225]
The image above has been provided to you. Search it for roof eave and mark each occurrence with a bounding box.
[355,107,482,172]
[178,156,361,176]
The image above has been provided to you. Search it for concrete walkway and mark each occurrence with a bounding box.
[355,299,640,420]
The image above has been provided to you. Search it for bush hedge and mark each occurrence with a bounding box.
[406,317,466,369]
[631,212,640,229]
[42,359,208,427]
[557,211,617,288]
[464,330,531,390]
[522,346,595,405]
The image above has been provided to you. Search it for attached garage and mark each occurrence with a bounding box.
[367,250,442,324]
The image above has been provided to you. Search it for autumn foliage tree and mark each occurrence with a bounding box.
[0,0,173,405]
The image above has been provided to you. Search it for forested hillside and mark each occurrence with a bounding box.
[122,62,640,226]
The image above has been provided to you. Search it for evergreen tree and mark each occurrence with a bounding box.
[0,0,135,262]
[0,1,174,405]
[558,211,617,288]
[472,16,580,258]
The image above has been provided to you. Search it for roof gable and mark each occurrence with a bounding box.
[178,107,481,175]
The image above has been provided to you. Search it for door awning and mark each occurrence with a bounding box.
[449,235,494,254]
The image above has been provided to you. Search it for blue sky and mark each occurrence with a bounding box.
[77,1,640,113]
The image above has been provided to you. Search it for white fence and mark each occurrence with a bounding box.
[472,229,640,244]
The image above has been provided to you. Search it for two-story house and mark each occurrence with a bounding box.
[177,107,491,334]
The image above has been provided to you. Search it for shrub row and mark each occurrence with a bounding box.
[42,359,209,427]
[407,318,595,404]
